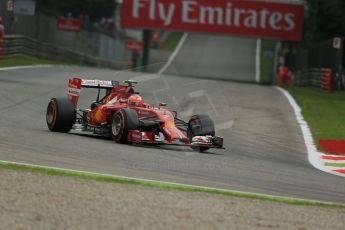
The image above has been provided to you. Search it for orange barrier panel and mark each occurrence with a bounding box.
[322,68,333,93]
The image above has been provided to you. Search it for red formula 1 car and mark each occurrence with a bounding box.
[46,78,224,152]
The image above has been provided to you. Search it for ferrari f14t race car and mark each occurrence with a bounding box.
[46,78,224,152]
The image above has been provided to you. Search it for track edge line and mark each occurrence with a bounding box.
[158,33,188,75]
[275,86,345,178]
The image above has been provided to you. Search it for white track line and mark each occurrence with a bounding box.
[0,65,55,71]
[132,33,188,83]
[275,87,345,178]
[158,33,188,75]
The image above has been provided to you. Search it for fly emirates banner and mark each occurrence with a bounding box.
[121,0,304,41]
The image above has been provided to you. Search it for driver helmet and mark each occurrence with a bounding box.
[128,94,143,106]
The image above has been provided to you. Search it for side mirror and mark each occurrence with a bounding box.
[171,110,177,118]
[159,102,167,109]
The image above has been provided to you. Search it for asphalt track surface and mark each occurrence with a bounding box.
[1,35,345,204]
[166,34,257,82]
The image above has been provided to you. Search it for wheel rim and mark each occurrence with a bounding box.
[46,102,56,125]
[112,114,122,136]
[189,119,200,134]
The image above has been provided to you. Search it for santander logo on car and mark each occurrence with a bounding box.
[122,0,304,41]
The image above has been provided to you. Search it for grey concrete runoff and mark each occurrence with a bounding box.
[1,169,344,230]
[0,65,345,204]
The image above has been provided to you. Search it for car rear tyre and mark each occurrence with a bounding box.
[111,108,139,143]
[46,98,75,133]
[187,114,215,152]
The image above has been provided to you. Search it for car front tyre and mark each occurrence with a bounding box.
[111,108,139,143]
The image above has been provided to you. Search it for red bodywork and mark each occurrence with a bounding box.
[68,78,192,145]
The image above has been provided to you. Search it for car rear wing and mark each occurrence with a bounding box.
[81,79,119,89]
[67,77,119,107]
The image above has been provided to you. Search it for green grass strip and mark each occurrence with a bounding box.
[325,162,345,167]
[161,32,183,51]
[0,54,69,68]
[260,39,276,84]
[289,87,345,150]
[0,161,344,209]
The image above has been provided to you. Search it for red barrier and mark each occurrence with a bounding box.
[125,40,144,52]
[320,140,345,155]
[322,68,333,93]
